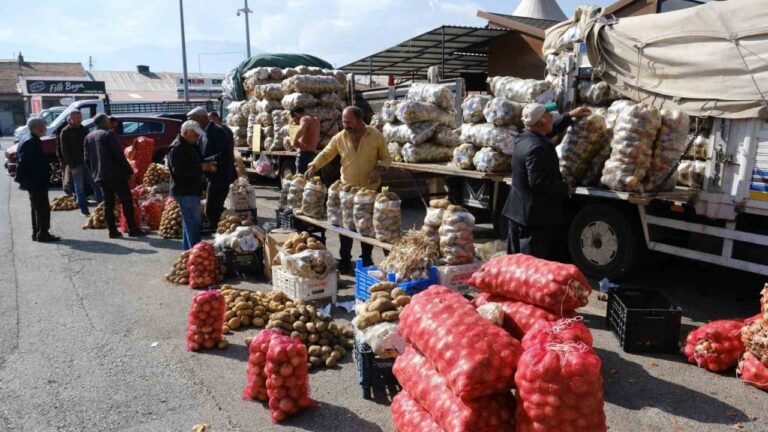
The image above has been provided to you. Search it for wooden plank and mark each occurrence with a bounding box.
[390,161,511,181]
[260,151,298,157]
[292,214,394,250]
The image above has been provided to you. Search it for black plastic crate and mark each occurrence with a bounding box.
[221,247,264,277]
[353,341,400,400]
[606,288,682,353]
[274,209,325,242]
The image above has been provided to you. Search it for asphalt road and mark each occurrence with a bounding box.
[0,137,766,432]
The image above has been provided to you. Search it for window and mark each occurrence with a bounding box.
[121,121,164,136]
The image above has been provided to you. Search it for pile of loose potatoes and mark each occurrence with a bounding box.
[219,286,270,332]
[356,281,412,330]
[51,195,78,211]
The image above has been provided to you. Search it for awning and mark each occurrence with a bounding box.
[340,25,509,78]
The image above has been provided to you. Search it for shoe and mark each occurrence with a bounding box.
[109,231,123,239]
[81,212,91,217]
[128,229,146,237]
[31,234,37,242]
[37,234,61,243]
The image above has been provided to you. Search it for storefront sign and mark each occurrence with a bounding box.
[25,79,105,95]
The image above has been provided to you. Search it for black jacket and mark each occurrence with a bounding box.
[15,135,50,191]
[221,123,235,151]
[202,122,236,187]
[84,128,133,183]
[502,115,573,228]
[59,124,89,167]
[168,136,203,197]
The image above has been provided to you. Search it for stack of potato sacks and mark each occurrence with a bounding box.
[379,83,460,164]
[678,120,709,189]
[228,66,348,151]
[420,199,474,265]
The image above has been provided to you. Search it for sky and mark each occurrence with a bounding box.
[0,0,613,75]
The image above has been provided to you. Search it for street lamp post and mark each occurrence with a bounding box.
[179,0,189,102]
[236,0,253,59]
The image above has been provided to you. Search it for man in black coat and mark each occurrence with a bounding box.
[502,103,590,258]
[208,111,234,151]
[84,114,143,238]
[15,118,60,242]
[187,107,236,230]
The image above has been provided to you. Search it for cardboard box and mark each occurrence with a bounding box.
[436,262,483,293]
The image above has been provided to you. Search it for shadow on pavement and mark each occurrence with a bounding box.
[597,347,749,425]
[58,238,157,255]
[199,341,249,363]
[144,236,183,252]
[286,401,384,432]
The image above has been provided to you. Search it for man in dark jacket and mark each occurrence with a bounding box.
[84,114,143,238]
[208,111,234,150]
[60,109,102,215]
[188,107,235,230]
[168,121,218,250]
[503,103,590,258]
[15,118,60,242]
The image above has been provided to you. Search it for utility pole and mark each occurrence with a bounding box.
[237,0,253,59]
[88,56,93,71]
[179,0,189,102]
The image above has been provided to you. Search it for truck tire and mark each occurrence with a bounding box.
[568,204,639,280]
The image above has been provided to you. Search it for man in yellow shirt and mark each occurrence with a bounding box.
[306,106,391,272]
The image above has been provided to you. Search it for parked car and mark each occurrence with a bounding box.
[13,106,67,142]
[4,115,181,185]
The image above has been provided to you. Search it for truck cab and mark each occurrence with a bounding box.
[13,100,105,143]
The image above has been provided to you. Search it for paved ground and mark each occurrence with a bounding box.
[1,136,766,432]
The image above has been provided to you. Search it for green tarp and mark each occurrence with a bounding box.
[230,53,333,101]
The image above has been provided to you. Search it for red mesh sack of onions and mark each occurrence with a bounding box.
[468,254,592,313]
[124,136,155,186]
[684,319,745,372]
[393,347,516,432]
[516,342,606,432]
[185,290,226,351]
[243,329,281,401]
[398,285,522,399]
[522,317,594,350]
[265,335,316,423]
[187,242,217,289]
[131,185,149,199]
[118,196,142,233]
[472,292,574,339]
[391,390,444,432]
[140,198,165,230]
[737,351,768,391]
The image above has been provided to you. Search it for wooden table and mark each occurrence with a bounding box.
[292,214,394,251]
[389,162,511,182]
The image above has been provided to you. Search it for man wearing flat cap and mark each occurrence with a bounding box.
[502,103,590,258]
[187,106,235,230]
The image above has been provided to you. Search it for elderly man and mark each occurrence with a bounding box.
[290,107,321,174]
[305,106,391,272]
[208,111,234,151]
[503,103,590,258]
[60,109,102,215]
[187,107,235,230]
[84,114,143,238]
[15,118,60,242]
[168,120,218,250]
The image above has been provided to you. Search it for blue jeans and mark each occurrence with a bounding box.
[72,164,102,214]
[175,195,201,251]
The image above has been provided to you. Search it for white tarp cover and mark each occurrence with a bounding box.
[580,0,768,119]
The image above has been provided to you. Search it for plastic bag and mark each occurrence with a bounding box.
[140,197,165,230]
[522,317,593,349]
[381,100,400,123]
[282,249,336,279]
[391,391,444,432]
[353,188,376,237]
[401,143,453,163]
[459,123,517,153]
[473,147,510,173]
[515,342,607,432]
[407,82,455,111]
[462,95,493,124]
[388,142,404,162]
[439,205,475,265]
[398,285,523,399]
[468,254,592,313]
[473,293,574,339]
[393,347,517,432]
[278,176,292,210]
[357,322,405,357]
[578,81,619,106]
[684,319,745,372]
[305,106,340,121]
[370,114,385,131]
[265,335,315,423]
[677,160,706,188]
[300,177,326,219]
[483,97,523,127]
[396,101,456,127]
[601,103,661,192]
[737,351,768,392]
[321,119,340,136]
[287,174,307,210]
[476,303,504,327]
[559,112,611,186]
[487,76,555,104]
[644,109,690,192]
[453,143,478,170]
[605,99,633,129]
[281,93,318,110]
[282,75,342,94]
[326,180,343,226]
[433,125,461,147]
[243,329,280,401]
[382,121,437,145]
[373,187,401,243]
[319,92,344,109]
[686,133,709,160]
[187,242,217,289]
[185,290,226,351]
[253,84,284,100]
[341,185,360,231]
[421,199,449,243]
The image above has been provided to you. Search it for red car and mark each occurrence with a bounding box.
[4,115,182,185]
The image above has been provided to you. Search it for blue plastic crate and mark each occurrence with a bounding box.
[354,259,437,301]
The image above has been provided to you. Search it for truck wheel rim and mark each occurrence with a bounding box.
[580,221,618,266]
[49,162,61,184]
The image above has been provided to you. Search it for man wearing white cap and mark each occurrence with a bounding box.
[502,103,590,258]
[167,120,218,250]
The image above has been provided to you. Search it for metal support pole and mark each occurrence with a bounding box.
[244,0,252,58]
[441,26,445,79]
[179,0,189,102]
[368,57,373,86]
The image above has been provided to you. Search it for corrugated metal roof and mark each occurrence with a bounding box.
[512,0,567,22]
[0,60,87,94]
[486,13,562,30]
[89,70,224,92]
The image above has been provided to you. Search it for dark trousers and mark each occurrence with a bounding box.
[205,183,230,228]
[340,236,373,266]
[28,189,51,239]
[99,179,137,234]
[295,151,316,174]
[507,219,554,259]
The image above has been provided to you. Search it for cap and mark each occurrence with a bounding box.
[545,102,559,112]
[522,103,547,126]
[180,120,205,136]
[186,106,208,118]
